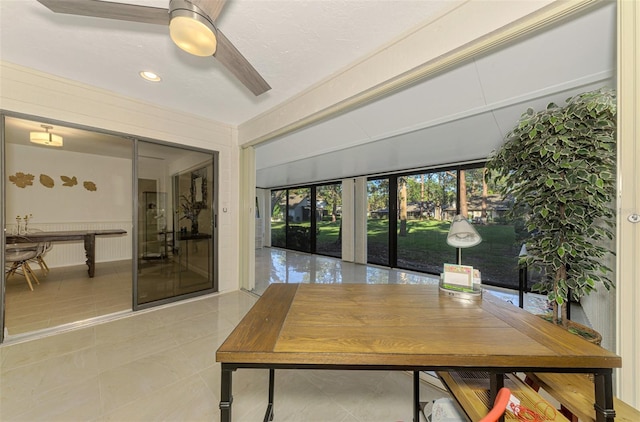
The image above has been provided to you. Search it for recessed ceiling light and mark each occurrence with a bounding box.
[139,71,161,82]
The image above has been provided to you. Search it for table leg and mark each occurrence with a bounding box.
[413,371,420,422]
[593,370,616,422]
[263,369,275,422]
[220,365,234,422]
[83,234,96,278]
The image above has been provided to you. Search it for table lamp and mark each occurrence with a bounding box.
[446,214,482,263]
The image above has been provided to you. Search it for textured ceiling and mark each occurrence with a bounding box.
[0,1,617,188]
[255,2,616,187]
[0,0,455,125]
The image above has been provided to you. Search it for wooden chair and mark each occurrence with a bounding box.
[5,243,43,291]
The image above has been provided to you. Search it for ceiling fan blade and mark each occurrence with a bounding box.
[37,0,169,25]
[37,0,268,95]
[191,0,227,21]
[214,29,271,96]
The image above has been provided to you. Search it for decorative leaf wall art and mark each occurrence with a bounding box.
[40,174,55,188]
[10,172,97,191]
[83,181,97,191]
[9,172,35,188]
[60,175,78,187]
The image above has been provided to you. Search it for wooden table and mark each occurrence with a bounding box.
[216,284,621,422]
[6,229,126,277]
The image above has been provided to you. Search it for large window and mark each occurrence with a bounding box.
[270,164,535,292]
[270,184,342,258]
[457,168,521,289]
[386,165,527,290]
[286,187,312,252]
[315,183,342,258]
[395,171,457,274]
[270,189,287,248]
[367,178,390,266]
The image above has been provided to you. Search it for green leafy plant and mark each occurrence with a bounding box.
[486,88,616,327]
[180,194,205,232]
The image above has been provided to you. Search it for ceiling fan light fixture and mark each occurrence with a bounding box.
[169,0,217,57]
[30,125,63,147]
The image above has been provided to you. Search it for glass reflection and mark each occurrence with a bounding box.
[136,141,216,306]
[3,116,133,336]
[254,247,438,296]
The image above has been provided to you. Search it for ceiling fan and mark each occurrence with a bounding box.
[36,0,271,96]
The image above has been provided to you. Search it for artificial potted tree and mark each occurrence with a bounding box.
[486,88,616,333]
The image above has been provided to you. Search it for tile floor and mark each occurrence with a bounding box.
[4,260,132,335]
[1,247,583,421]
[253,248,563,317]
[5,255,212,336]
[0,291,449,421]
[254,247,443,295]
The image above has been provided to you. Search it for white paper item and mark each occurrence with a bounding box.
[427,398,466,422]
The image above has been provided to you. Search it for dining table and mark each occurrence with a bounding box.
[6,229,126,277]
[216,283,622,422]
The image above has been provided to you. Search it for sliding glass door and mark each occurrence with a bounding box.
[367,178,390,266]
[315,183,342,258]
[456,168,526,290]
[270,189,287,248]
[362,166,524,290]
[135,141,217,307]
[1,113,220,342]
[396,171,457,274]
[269,185,343,258]
[286,187,312,252]
[2,115,133,338]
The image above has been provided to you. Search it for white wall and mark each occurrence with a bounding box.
[616,0,640,406]
[2,0,638,405]
[255,188,268,248]
[6,144,131,224]
[1,62,239,293]
[236,0,639,405]
[5,143,132,266]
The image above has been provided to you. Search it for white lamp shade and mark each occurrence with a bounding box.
[169,14,217,56]
[30,131,63,147]
[519,243,528,256]
[447,215,482,248]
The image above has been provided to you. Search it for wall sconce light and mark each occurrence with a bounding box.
[30,125,63,147]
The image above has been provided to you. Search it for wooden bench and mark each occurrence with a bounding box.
[525,373,640,422]
[437,371,569,421]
